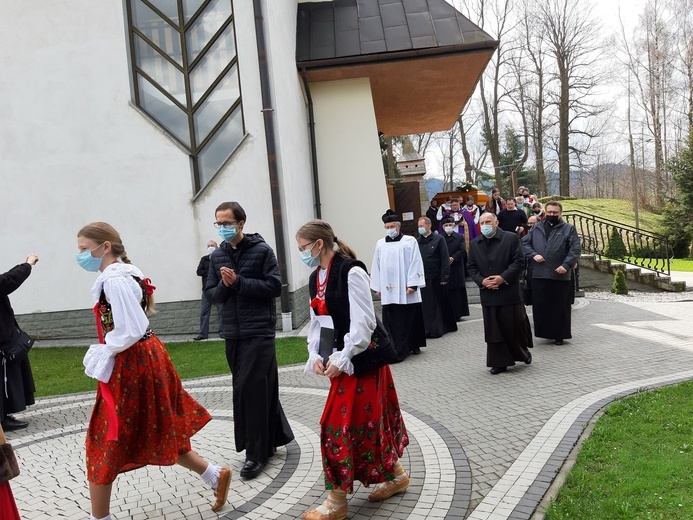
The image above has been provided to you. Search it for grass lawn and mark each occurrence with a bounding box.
[670,258,693,272]
[29,336,308,397]
[561,198,663,232]
[545,381,693,519]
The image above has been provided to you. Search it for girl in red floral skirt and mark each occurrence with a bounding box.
[295,220,410,520]
[76,222,231,520]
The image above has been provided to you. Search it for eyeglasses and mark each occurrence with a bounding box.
[213,221,238,228]
[297,241,315,253]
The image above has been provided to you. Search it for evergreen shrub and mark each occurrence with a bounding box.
[612,269,628,295]
[604,228,628,259]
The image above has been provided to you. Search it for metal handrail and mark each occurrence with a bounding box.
[563,210,671,276]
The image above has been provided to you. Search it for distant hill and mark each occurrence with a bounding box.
[424,177,445,201]
[560,198,662,232]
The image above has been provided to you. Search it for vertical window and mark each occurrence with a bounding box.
[125,0,244,193]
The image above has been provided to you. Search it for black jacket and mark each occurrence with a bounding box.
[497,208,527,233]
[521,220,580,281]
[417,233,450,282]
[467,229,524,306]
[0,264,32,344]
[196,255,211,290]
[443,231,467,289]
[205,234,281,339]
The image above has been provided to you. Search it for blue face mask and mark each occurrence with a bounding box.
[218,225,237,243]
[386,228,398,239]
[299,243,321,267]
[481,224,496,238]
[76,243,105,272]
[418,227,427,235]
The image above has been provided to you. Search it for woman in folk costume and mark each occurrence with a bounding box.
[76,222,231,520]
[295,220,410,520]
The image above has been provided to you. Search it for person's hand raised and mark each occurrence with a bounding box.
[26,253,39,266]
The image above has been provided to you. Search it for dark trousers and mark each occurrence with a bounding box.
[225,337,294,463]
[199,291,221,338]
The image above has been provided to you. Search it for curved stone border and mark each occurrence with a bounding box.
[467,370,693,520]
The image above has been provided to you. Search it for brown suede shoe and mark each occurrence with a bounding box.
[368,473,410,502]
[212,467,231,512]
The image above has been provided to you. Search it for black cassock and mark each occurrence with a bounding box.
[417,233,457,338]
[0,264,36,420]
[443,231,470,320]
[226,337,294,463]
[467,230,533,368]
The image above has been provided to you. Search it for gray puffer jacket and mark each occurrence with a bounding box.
[204,233,281,339]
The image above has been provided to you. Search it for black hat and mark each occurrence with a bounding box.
[441,217,454,225]
[382,209,400,224]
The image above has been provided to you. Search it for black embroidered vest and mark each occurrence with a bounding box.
[96,276,150,335]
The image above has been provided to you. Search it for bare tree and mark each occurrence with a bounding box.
[537,0,608,196]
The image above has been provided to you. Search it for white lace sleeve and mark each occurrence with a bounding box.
[83,275,149,383]
[329,267,376,376]
[304,306,323,375]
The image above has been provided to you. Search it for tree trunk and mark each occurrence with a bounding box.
[458,117,474,182]
[559,65,570,196]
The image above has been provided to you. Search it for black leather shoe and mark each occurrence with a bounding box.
[193,335,207,341]
[489,367,507,375]
[240,459,265,479]
[525,351,532,365]
[554,339,564,345]
[2,416,28,431]
[412,347,421,355]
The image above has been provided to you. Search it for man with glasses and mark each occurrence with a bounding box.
[522,201,580,345]
[205,202,294,479]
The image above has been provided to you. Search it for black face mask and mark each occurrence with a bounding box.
[546,215,560,225]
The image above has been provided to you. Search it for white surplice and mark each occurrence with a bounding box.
[370,234,426,305]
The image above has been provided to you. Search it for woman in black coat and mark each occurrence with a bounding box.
[0,254,39,431]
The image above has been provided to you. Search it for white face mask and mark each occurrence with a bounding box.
[207,246,216,255]
[444,226,454,234]
[386,228,398,239]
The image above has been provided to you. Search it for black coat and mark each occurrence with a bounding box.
[443,232,467,289]
[467,229,524,307]
[196,255,211,290]
[0,264,32,344]
[522,220,581,281]
[417,233,450,282]
[205,234,282,339]
[0,263,36,419]
[425,205,440,230]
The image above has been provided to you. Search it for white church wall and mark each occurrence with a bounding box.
[0,0,276,316]
[310,78,390,267]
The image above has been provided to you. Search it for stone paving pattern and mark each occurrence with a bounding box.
[6,293,693,519]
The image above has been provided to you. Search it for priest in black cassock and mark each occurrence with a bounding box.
[468,213,533,375]
[416,217,457,338]
[521,201,580,345]
[371,210,427,360]
[441,217,470,320]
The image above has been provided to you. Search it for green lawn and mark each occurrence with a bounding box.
[545,381,693,519]
[561,198,663,232]
[30,337,308,397]
[670,258,693,272]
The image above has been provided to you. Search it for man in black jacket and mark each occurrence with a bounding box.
[468,213,533,375]
[497,198,528,234]
[205,202,294,479]
[193,240,221,340]
[0,254,39,431]
[522,201,581,345]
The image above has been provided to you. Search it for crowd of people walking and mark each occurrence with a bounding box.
[0,186,579,519]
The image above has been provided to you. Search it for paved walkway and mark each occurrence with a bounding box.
[8,292,693,519]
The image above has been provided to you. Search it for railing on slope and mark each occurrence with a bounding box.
[563,210,671,276]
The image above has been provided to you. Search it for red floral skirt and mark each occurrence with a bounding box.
[86,334,212,485]
[320,365,409,493]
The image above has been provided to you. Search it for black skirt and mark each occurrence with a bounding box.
[531,278,572,340]
[482,304,533,367]
[420,279,458,338]
[1,355,35,419]
[448,287,470,319]
[382,303,426,361]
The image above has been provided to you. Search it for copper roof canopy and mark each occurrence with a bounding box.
[296,0,498,136]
